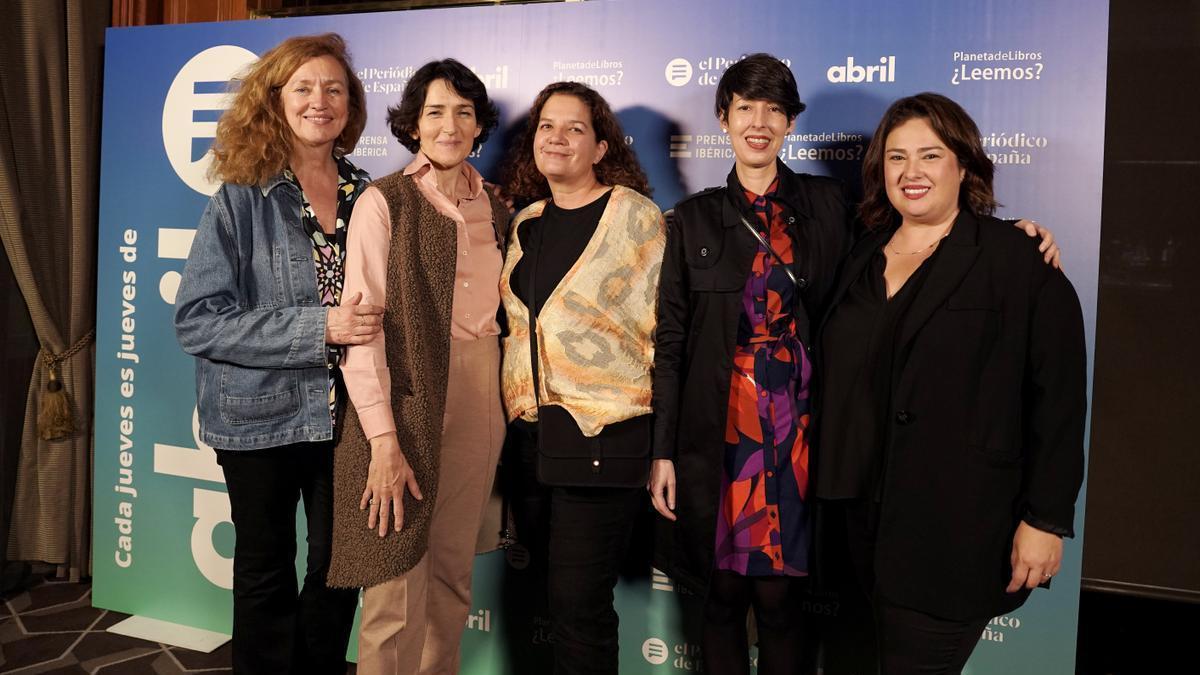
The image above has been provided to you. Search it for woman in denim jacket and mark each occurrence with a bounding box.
[173,34,382,675]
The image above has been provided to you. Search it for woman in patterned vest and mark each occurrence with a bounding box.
[499,81,665,675]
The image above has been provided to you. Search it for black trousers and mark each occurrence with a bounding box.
[507,424,645,675]
[216,442,358,675]
[702,570,807,675]
[842,500,990,675]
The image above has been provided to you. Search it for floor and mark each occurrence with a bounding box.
[0,570,233,673]
[2,566,1196,674]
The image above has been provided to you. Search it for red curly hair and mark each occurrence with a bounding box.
[209,33,367,186]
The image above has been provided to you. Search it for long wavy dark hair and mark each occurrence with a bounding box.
[859,92,998,229]
[502,81,651,202]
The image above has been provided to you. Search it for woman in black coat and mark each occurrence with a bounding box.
[815,92,1086,674]
[649,54,851,674]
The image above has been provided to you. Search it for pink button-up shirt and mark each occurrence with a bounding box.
[341,153,502,439]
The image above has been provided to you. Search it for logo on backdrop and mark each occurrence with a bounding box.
[826,56,897,83]
[981,614,1023,643]
[982,128,1049,166]
[152,408,232,588]
[665,58,693,86]
[466,608,493,633]
[553,59,625,87]
[666,55,792,87]
[162,45,258,196]
[949,49,1044,85]
[642,638,670,665]
[667,130,865,164]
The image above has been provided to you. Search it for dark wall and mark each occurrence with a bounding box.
[1084,0,1200,601]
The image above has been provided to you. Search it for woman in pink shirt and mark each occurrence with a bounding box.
[327,59,511,674]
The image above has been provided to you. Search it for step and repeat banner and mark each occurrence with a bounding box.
[93,0,1108,672]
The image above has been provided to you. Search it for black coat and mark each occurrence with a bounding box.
[816,210,1087,620]
[651,162,853,593]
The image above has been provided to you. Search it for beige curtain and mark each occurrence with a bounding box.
[0,0,110,580]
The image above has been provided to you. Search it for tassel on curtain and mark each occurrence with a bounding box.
[36,329,94,440]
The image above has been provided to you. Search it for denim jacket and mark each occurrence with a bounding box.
[174,167,369,450]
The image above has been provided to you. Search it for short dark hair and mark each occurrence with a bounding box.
[502,81,651,201]
[714,53,806,122]
[386,58,499,154]
[859,92,997,229]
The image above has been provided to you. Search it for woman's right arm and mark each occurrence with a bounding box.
[174,192,327,369]
[341,186,422,536]
[649,209,690,520]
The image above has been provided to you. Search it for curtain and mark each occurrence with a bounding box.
[0,0,110,580]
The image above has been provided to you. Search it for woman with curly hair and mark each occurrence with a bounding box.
[174,33,379,674]
[499,81,664,674]
[324,58,512,673]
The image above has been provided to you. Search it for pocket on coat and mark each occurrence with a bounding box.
[968,443,1021,468]
[687,266,745,292]
[218,365,302,425]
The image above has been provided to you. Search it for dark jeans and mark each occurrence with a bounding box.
[843,500,989,675]
[217,442,357,675]
[507,423,645,675]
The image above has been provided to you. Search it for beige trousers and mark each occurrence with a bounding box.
[357,337,505,675]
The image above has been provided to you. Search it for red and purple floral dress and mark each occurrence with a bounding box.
[714,177,812,577]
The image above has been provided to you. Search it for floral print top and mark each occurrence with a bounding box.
[282,154,370,423]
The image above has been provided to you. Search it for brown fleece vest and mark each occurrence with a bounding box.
[327,171,510,588]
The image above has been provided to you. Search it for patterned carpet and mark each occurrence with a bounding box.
[1,570,233,674]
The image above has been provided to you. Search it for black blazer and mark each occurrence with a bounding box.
[816,210,1087,620]
[651,161,853,592]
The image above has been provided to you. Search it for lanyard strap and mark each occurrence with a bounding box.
[739,213,799,289]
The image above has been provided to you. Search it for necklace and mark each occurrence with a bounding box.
[886,227,952,256]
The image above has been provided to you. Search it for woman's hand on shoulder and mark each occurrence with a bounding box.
[326,291,384,345]
[1006,520,1063,592]
[648,459,677,521]
[1013,219,1063,270]
[487,182,515,214]
[360,431,423,536]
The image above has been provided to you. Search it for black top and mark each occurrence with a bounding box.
[511,190,611,316]
[817,240,939,500]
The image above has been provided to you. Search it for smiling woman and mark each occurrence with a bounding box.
[325,58,513,674]
[279,55,350,151]
[173,33,377,674]
[650,54,840,675]
[816,93,1086,673]
[498,81,662,674]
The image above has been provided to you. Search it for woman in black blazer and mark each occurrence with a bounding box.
[816,92,1086,674]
